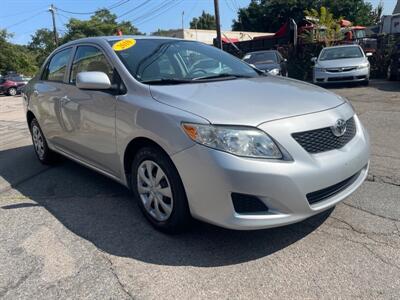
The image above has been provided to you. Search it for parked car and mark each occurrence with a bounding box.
[312,45,371,85]
[24,36,370,233]
[4,75,32,85]
[242,50,288,76]
[0,78,24,96]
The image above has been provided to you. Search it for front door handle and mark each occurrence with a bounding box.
[60,96,71,105]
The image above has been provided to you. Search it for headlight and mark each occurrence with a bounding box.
[357,63,369,69]
[268,68,280,75]
[314,67,325,72]
[182,123,283,159]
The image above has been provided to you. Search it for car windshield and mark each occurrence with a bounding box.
[109,39,259,84]
[319,47,363,61]
[243,52,277,64]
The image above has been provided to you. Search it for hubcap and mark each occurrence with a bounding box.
[32,125,45,159]
[137,160,173,222]
[9,88,16,96]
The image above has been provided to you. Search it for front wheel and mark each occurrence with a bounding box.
[7,87,17,96]
[131,147,191,233]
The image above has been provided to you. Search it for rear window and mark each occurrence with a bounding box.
[42,48,72,82]
[243,52,278,64]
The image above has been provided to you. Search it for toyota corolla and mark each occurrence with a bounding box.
[23,36,370,233]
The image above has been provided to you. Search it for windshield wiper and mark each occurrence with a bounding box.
[141,78,193,85]
[192,73,253,81]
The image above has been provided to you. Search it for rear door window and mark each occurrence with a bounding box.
[42,48,72,82]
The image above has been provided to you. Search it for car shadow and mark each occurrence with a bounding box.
[0,145,332,267]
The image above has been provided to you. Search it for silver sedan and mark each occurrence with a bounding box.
[313,45,371,85]
[23,36,370,233]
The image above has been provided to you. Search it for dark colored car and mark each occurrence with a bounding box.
[387,42,400,81]
[242,50,288,76]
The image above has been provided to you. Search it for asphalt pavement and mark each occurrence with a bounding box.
[0,80,399,299]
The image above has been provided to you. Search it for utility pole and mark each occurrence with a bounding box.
[49,4,58,46]
[181,11,185,31]
[213,0,223,49]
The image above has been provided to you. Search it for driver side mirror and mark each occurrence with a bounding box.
[76,72,111,90]
[311,57,317,63]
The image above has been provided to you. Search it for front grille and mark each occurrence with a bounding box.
[231,193,269,214]
[328,76,354,82]
[292,117,356,154]
[307,170,361,205]
[326,67,357,73]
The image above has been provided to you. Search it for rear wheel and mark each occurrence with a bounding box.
[361,80,369,86]
[387,64,396,81]
[131,147,191,233]
[30,119,58,164]
[7,87,17,96]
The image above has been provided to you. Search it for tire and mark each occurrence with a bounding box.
[130,147,191,233]
[387,64,396,81]
[7,87,17,96]
[361,80,369,86]
[30,118,59,165]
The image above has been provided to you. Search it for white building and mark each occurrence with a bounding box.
[152,29,273,45]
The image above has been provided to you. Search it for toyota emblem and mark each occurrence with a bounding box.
[331,119,347,137]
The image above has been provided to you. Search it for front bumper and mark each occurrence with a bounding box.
[314,67,370,84]
[172,104,370,230]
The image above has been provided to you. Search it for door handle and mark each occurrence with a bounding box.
[60,96,71,105]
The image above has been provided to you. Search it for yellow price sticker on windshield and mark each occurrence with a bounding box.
[112,38,136,51]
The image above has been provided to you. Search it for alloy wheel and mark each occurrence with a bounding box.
[8,88,17,96]
[32,125,45,159]
[137,160,173,222]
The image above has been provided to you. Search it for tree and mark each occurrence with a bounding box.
[61,9,142,43]
[190,11,216,30]
[28,29,56,67]
[232,0,376,32]
[320,0,375,26]
[0,29,38,76]
[303,6,341,46]
[370,0,384,25]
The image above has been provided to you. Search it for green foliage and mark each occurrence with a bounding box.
[190,11,216,30]
[18,9,142,72]
[0,29,38,76]
[303,6,342,46]
[232,0,377,32]
[28,29,56,67]
[61,9,142,43]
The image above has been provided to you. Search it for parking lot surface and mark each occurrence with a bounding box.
[0,80,399,299]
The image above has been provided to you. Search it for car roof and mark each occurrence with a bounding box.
[247,50,278,55]
[322,44,361,50]
[61,35,185,48]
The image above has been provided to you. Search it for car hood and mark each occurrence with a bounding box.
[149,76,345,126]
[254,63,280,71]
[317,57,367,68]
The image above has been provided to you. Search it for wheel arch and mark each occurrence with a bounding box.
[26,110,36,129]
[123,137,171,186]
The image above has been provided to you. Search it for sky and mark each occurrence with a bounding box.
[0,0,397,45]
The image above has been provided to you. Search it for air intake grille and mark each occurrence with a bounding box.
[292,117,356,154]
[307,170,361,205]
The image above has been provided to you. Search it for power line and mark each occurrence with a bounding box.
[57,0,130,15]
[130,0,176,23]
[0,6,47,19]
[4,11,46,30]
[135,0,185,26]
[116,0,153,19]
